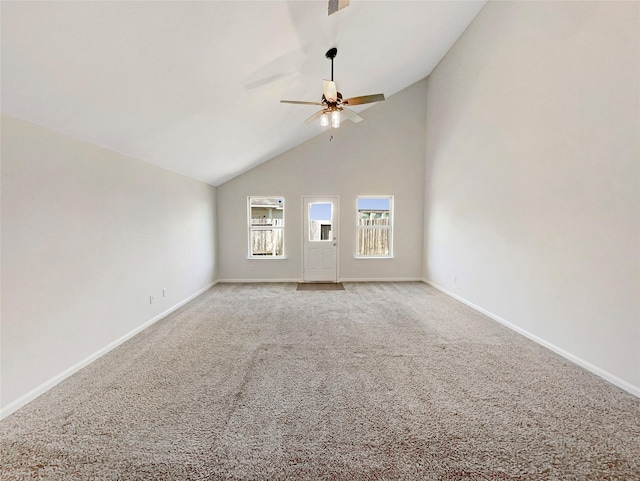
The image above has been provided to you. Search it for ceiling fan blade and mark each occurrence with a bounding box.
[281,100,324,106]
[323,80,338,102]
[342,93,385,106]
[305,109,328,124]
[341,107,364,123]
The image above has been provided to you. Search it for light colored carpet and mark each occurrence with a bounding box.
[1,282,638,480]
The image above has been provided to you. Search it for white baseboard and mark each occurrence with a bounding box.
[422,279,640,398]
[340,277,424,283]
[0,281,217,420]
[217,278,423,284]
[216,278,301,283]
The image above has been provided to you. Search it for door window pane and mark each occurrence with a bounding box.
[309,202,333,241]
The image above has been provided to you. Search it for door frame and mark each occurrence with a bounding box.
[301,195,340,282]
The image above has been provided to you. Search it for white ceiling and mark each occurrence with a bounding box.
[1,1,486,186]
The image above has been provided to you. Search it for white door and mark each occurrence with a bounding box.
[303,197,338,282]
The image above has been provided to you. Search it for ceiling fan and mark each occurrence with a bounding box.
[280,48,385,129]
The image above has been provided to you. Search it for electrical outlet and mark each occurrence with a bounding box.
[149,295,154,304]
[162,288,167,298]
[454,275,457,284]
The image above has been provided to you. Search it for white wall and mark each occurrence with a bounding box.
[1,115,217,414]
[424,2,639,393]
[216,79,427,282]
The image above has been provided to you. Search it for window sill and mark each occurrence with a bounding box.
[354,255,395,259]
[247,256,287,260]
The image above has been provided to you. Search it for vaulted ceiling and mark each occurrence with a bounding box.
[1,1,486,186]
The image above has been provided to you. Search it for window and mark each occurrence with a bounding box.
[248,197,285,258]
[308,202,333,241]
[356,196,393,257]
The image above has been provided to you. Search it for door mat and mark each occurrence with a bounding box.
[297,282,345,291]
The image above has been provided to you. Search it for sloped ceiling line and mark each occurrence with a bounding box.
[1,1,486,186]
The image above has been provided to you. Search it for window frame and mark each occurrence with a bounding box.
[355,195,394,259]
[247,196,286,259]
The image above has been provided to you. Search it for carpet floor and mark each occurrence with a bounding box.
[1,282,638,480]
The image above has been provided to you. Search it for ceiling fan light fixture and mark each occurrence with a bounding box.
[320,112,329,127]
[331,110,341,128]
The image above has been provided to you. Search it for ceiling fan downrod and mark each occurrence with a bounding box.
[326,47,337,81]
